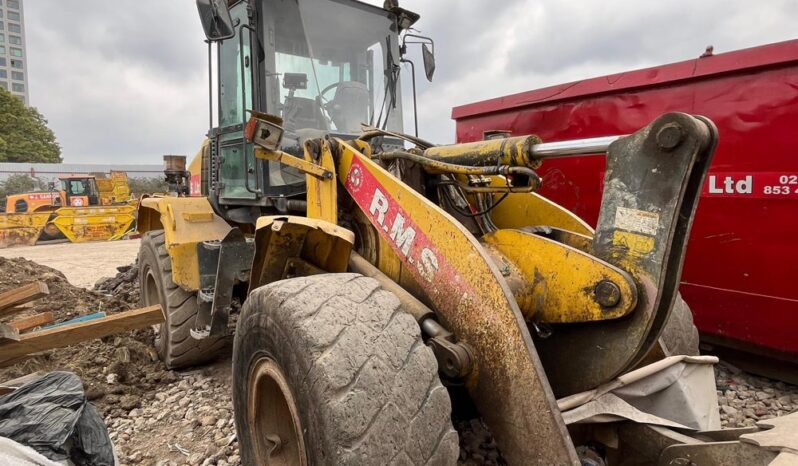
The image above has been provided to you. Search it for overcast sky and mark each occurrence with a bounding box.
[23,0,798,164]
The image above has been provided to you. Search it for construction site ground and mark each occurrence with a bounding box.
[0,241,796,466]
[0,239,141,289]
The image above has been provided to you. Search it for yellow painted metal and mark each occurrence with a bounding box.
[51,206,136,243]
[249,215,354,290]
[489,185,593,235]
[94,171,132,204]
[332,138,578,464]
[304,140,338,223]
[138,196,232,290]
[422,135,542,168]
[254,147,331,180]
[612,230,656,259]
[0,212,50,248]
[482,229,637,323]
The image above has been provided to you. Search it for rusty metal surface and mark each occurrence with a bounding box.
[51,205,136,243]
[535,113,718,396]
[614,423,700,464]
[740,412,798,454]
[0,212,50,248]
[481,229,638,323]
[660,441,777,466]
[333,138,579,465]
[249,216,354,292]
[616,423,779,466]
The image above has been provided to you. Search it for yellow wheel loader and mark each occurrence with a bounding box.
[0,172,136,247]
[136,0,798,464]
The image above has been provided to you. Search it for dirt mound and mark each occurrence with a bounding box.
[0,257,131,323]
[0,257,171,417]
[0,257,239,465]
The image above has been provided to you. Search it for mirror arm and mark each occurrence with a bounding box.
[400,58,419,137]
[401,33,435,56]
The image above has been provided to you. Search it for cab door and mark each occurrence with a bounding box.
[215,1,259,203]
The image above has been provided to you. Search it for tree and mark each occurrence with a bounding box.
[0,87,62,163]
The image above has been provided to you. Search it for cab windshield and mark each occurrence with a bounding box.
[216,0,404,200]
[262,0,404,140]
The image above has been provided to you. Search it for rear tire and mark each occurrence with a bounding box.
[659,294,700,356]
[233,273,459,465]
[138,230,224,369]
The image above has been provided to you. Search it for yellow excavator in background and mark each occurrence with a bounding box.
[0,171,137,247]
[136,0,798,464]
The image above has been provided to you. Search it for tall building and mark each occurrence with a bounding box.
[0,0,28,105]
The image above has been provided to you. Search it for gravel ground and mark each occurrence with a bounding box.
[107,364,239,466]
[2,253,798,465]
[715,362,798,427]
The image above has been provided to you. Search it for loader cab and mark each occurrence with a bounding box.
[59,176,99,207]
[197,0,416,223]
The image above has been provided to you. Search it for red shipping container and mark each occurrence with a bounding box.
[453,40,798,363]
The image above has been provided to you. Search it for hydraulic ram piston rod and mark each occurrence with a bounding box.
[422,134,627,168]
[531,135,625,159]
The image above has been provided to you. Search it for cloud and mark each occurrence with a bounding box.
[22,0,798,161]
[25,1,209,164]
[398,0,798,143]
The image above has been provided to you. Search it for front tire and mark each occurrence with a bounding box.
[138,230,224,369]
[233,273,459,465]
[659,294,700,356]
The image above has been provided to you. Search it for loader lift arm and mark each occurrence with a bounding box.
[249,112,718,464]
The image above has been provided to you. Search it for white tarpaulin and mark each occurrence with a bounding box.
[558,355,721,431]
[0,437,69,466]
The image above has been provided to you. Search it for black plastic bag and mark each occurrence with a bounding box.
[0,371,114,465]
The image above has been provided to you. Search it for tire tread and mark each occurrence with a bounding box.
[139,230,224,368]
[234,273,458,465]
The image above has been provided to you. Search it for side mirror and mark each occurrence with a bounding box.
[196,0,235,42]
[402,34,436,82]
[422,43,435,81]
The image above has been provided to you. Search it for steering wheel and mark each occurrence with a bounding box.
[319,81,343,103]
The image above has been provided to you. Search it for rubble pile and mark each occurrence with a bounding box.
[95,262,141,306]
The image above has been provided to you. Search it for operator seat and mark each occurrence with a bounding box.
[328,81,369,133]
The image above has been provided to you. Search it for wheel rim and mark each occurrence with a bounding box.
[43,223,60,238]
[143,268,164,340]
[247,356,307,465]
[143,268,160,307]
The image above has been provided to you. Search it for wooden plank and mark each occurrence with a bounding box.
[8,312,55,333]
[0,305,164,365]
[1,302,34,315]
[0,371,45,395]
[0,324,20,343]
[0,282,49,315]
